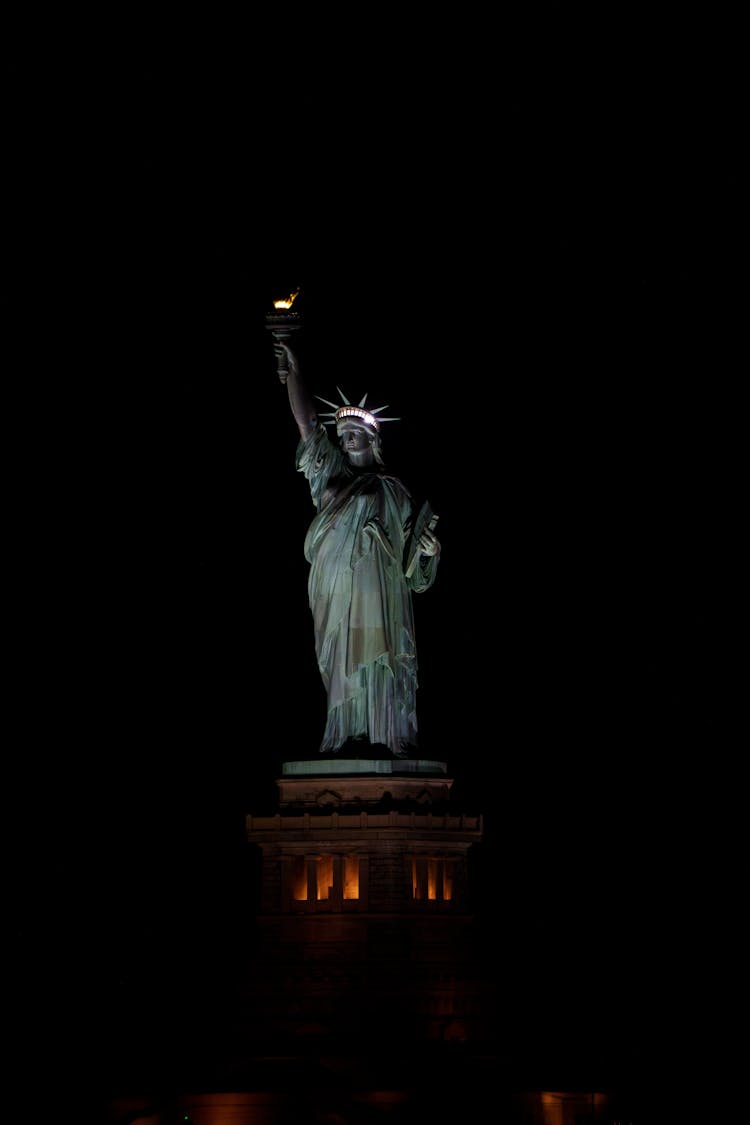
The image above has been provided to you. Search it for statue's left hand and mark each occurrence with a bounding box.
[418,529,441,558]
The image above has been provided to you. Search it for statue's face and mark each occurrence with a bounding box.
[338,421,373,459]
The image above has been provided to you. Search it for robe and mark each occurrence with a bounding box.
[296,425,439,755]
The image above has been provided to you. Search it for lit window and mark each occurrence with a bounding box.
[343,854,359,899]
[291,856,307,901]
[316,854,333,900]
[412,857,453,902]
[289,854,361,907]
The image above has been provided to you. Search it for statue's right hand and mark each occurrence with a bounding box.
[274,342,297,367]
[273,341,297,384]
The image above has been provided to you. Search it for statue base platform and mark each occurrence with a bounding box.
[282,758,447,776]
[277,758,451,808]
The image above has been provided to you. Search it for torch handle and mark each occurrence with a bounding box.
[271,330,291,383]
[265,318,299,385]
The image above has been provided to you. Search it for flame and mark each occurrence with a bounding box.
[273,287,300,310]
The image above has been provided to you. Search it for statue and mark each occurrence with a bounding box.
[273,339,441,758]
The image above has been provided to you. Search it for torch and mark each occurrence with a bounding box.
[265,287,301,383]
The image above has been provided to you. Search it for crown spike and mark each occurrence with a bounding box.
[358,393,368,408]
[336,386,351,405]
[315,395,342,410]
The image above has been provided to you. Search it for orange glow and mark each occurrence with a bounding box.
[343,855,359,899]
[273,287,300,309]
[539,1091,611,1123]
[427,859,438,900]
[412,858,452,901]
[291,856,307,900]
[316,854,333,900]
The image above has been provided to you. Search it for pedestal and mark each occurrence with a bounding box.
[244,751,487,1051]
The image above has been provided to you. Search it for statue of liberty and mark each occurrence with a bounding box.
[273,339,440,758]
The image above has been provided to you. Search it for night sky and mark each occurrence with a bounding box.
[6,21,738,1112]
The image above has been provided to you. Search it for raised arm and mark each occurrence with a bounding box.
[274,341,318,441]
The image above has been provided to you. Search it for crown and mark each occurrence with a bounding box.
[316,388,400,433]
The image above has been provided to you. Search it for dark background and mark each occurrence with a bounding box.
[6,14,739,1111]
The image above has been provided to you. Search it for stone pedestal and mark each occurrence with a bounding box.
[244,755,487,1051]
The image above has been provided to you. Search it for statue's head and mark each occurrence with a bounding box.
[317,388,398,469]
[337,416,383,466]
